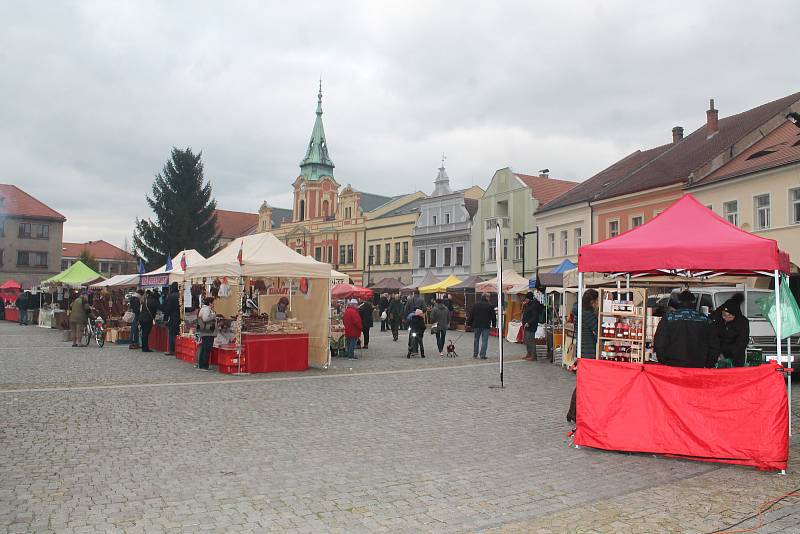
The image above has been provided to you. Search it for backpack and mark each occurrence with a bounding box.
[197,310,216,333]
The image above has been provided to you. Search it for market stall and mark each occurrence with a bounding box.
[369,277,405,293]
[419,275,462,295]
[330,268,350,286]
[331,284,373,301]
[447,275,485,330]
[184,233,331,373]
[403,270,442,293]
[574,194,792,471]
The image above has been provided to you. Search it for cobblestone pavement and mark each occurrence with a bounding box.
[1,321,799,533]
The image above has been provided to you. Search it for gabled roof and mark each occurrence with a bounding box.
[515,174,579,206]
[359,192,396,212]
[539,91,800,212]
[62,240,135,261]
[692,120,800,186]
[464,197,479,219]
[214,209,259,239]
[373,197,427,219]
[0,184,66,221]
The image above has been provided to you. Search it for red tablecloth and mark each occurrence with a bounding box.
[175,336,220,366]
[574,359,789,471]
[5,308,18,322]
[148,325,169,353]
[242,332,308,373]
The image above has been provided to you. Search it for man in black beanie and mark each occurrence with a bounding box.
[654,290,719,367]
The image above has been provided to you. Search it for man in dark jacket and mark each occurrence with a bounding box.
[712,294,750,367]
[654,290,719,368]
[138,290,160,353]
[406,309,426,358]
[379,293,390,332]
[387,294,404,341]
[467,293,497,359]
[521,292,544,361]
[15,291,28,326]
[163,282,181,355]
[358,299,374,349]
[128,290,143,349]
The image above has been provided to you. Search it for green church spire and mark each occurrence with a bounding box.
[299,80,335,181]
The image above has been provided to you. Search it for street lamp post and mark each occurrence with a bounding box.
[516,228,539,279]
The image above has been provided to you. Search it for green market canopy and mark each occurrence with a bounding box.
[42,260,104,288]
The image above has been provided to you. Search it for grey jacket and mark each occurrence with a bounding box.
[430,304,450,331]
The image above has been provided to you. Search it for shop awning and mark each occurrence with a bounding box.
[419,275,462,294]
[184,233,331,280]
[90,274,140,288]
[42,260,104,288]
[0,280,21,290]
[141,249,207,286]
[369,277,405,292]
[579,195,791,275]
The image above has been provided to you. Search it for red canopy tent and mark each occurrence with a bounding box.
[574,194,792,471]
[0,280,22,290]
[331,284,374,301]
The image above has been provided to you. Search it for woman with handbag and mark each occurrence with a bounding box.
[430,298,450,357]
[196,297,217,370]
[138,290,160,353]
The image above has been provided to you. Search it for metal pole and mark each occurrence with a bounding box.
[789,335,793,437]
[577,272,584,360]
[775,271,783,364]
[497,224,504,388]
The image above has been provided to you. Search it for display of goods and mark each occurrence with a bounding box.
[243,315,269,333]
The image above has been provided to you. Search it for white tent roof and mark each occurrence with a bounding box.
[143,249,206,278]
[184,233,331,279]
[475,269,529,292]
[331,268,349,284]
[90,274,140,288]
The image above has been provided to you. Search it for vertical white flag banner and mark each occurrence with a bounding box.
[496,223,504,388]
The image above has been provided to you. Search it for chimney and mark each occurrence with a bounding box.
[538,168,550,178]
[672,126,684,143]
[706,98,719,134]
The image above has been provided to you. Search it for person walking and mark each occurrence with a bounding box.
[407,309,426,358]
[387,293,404,341]
[69,291,90,347]
[521,292,544,361]
[358,298,374,349]
[379,293,390,332]
[430,298,450,356]
[343,299,362,360]
[196,297,217,370]
[128,289,143,349]
[15,291,28,326]
[163,282,181,355]
[466,293,496,359]
[138,290,160,353]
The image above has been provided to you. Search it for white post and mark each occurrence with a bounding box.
[788,335,793,437]
[495,223,504,387]
[577,272,584,360]
[326,276,332,369]
[775,271,783,364]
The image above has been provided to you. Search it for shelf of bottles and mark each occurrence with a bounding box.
[597,287,648,363]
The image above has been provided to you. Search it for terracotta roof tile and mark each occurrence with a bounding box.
[0,184,66,221]
[693,121,800,185]
[213,209,259,239]
[62,240,135,261]
[515,174,579,206]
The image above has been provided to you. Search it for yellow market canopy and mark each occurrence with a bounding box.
[419,274,462,294]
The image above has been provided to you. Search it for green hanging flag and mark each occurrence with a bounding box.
[756,275,800,339]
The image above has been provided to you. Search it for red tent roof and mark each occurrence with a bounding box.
[579,194,790,274]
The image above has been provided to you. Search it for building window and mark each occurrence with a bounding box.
[322,200,329,217]
[36,224,49,239]
[631,215,643,228]
[346,245,353,264]
[444,247,451,266]
[368,245,374,266]
[327,246,332,262]
[608,220,620,237]
[560,230,568,256]
[339,245,346,264]
[402,241,408,263]
[33,252,47,267]
[314,247,322,262]
[432,215,437,225]
[100,262,109,273]
[384,243,390,265]
[375,245,381,265]
[456,246,463,266]
[17,251,29,266]
[445,213,450,224]
[547,233,555,257]
[513,237,523,261]
[429,248,437,267]
[18,223,31,239]
[574,227,582,250]
[503,239,509,261]
[299,199,305,221]
[394,242,400,264]
[61,260,69,270]
[754,194,771,229]
[344,207,352,219]
[723,200,739,226]
[487,239,496,262]
[419,249,426,268]
[791,189,800,225]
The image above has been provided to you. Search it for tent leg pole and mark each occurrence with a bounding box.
[789,336,792,438]
[775,270,787,441]
[577,273,583,360]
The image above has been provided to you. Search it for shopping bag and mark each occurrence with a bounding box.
[122,310,135,323]
[756,276,800,339]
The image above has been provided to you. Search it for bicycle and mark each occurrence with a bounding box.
[82,314,106,348]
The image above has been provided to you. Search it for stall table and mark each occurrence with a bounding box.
[174,332,307,373]
[147,325,169,353]
[4,308,19,322]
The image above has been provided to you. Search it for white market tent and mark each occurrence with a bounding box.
[184,233,332,367]
[331,269,349,285]
[140,249,206,286]
[476,269,529,293]
[90,274,140,288]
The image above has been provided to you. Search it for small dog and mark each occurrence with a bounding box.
[445,339,458,358]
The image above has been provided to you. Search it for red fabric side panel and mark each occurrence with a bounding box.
[243,333,309,373]
[574,360,788,470]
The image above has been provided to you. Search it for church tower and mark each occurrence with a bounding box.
[258,201,273,233]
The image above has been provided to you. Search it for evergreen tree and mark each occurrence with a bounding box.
[134,147,219,268]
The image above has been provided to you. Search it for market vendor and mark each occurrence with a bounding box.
[711,294,750,367]
[653,290,719,368]
[271,296,292,321]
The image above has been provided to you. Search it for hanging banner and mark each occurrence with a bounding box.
[140,274,170,287]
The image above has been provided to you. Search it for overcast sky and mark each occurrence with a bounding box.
[2,1,798,247]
